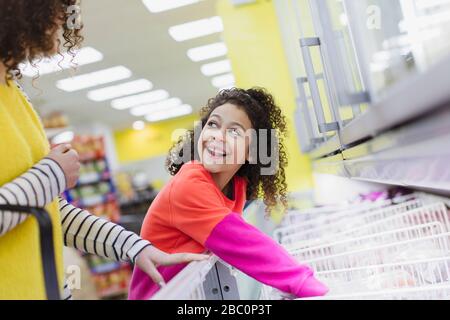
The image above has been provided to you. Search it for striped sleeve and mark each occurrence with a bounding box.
[61,280,73,300]
[58,197,151,263]
[0,158,66,237]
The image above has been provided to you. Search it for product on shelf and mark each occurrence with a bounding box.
[91,264,132,299]
[71,135,106,161]
[62,134,131,299]
[42,111,69,129]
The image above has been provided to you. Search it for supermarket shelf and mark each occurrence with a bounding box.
[89,261,122,275]
[312,153,346,176]
[76,171,111,187]
[70,192,117,208]
[79,155,107,163]
[309,134,342,160]
[98,289,128,300]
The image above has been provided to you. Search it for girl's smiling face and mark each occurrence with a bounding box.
[198,103,253,175]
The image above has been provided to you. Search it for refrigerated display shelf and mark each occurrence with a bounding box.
[152,192,450,300]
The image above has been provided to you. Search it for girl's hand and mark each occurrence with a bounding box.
[46,144,80,189]
[134,245,210,287]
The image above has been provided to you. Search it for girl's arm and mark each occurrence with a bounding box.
[0,155,150,263]
[0,158,66,236]
[58,197,150,263]
[170,172,328,298]
[204,213,328,298]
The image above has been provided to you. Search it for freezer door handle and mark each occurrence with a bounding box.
[299,37,339,134]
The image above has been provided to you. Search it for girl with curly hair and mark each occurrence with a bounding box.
[0,0,207,300]
[129,87,328,299]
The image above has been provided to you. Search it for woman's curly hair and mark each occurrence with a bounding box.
[166,87,289,214]
[0,0,83,82]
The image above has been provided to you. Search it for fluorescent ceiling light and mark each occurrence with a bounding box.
[111,90,170,110]
[19,47,103,77]
[56,66,132,92]
[169,16,223,42]
[187,42,228,62]
[87,79,153,102]
[142,0,199,13]
[132,120,146,130]
[130,98,182,116]
[211,73,235,88]
[200,59,232,76]
[145,104,193,122]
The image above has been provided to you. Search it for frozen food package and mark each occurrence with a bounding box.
[365,270,416,290]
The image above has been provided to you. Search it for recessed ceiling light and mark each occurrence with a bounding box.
[200,59,232,76]
[169,16,223,42]
[142,0,199,13]
[87,79,153,102]
[19,47,103,77]
[130,98,182,116]
[56,66,132,92]
[132,120,146,130]
[111,90,170,110]
[211,73,235,88]
[145,104,193,122]
[187,42,228,62]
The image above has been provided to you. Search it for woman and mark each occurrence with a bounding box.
[0,0,207,300]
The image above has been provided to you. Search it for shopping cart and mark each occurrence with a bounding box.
[0,204,61,300]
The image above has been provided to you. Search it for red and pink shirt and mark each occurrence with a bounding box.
[128,161,328,299]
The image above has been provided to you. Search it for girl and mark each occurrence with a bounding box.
[0,0,207,300]
[129,87,328,299]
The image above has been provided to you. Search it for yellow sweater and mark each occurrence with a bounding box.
[0,81,64,299]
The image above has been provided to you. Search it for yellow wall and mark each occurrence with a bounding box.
[216,0,313,192]
[114,114,198,163]
[114,0,314,195]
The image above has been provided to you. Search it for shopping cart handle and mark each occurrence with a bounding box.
[0,204,61,300]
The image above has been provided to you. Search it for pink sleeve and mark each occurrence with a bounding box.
[204,213,329,298]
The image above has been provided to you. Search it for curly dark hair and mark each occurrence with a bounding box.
[0,0,83,82]
[166,87,289,214]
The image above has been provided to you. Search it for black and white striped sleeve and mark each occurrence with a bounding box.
[0,158,66,237]
[58,197,151,263]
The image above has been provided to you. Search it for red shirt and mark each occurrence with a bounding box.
[140,161,247,253]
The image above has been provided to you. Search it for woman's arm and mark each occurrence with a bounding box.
[0,158,66,236]
[58,197,150,263]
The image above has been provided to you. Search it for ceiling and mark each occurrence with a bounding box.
[19,0,224,131]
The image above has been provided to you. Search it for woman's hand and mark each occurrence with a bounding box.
[46,144,80,189]
[135,245,210,287]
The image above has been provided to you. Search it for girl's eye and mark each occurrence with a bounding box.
[207,120,218,128]
[228,128,241,137]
